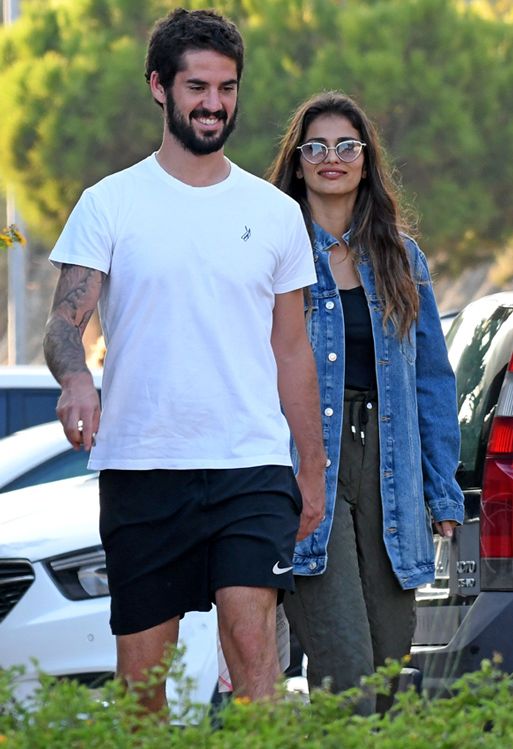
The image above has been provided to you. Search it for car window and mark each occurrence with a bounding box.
[447,304,513,485]
[0,449,91,493]
[440,310,459,337]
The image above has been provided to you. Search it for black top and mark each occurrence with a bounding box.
[340,286,376,390]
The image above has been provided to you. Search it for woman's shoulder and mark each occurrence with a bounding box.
[400,232,421,256]
[400,233,430,281]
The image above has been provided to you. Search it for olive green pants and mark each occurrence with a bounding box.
[284,389,416,714]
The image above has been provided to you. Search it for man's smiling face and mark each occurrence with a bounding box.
[165,49,239,155]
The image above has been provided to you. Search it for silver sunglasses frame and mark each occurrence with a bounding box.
[297,140,367,164]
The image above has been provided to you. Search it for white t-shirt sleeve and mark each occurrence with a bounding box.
[49,188,114,274]
[272,204,317,294]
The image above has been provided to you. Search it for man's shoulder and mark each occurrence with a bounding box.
[230,162,301,212]
[85,155,154,199]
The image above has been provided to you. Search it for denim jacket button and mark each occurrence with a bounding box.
[328,352,337,362]
[326,458,332,467]
[325,301,335,310]
[324,407,334,417]
[308,562,317,570]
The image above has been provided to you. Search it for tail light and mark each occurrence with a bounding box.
[480,353,513,590]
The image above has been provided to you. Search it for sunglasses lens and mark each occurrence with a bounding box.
[301,143,328,164]
[336,140,362,162]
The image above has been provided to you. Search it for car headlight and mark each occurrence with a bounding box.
[45,547,109,600]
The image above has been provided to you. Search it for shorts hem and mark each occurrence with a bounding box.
[111,602,214,636]
[212,578,295,597]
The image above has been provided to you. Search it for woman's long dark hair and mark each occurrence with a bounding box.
[267,91,419,339]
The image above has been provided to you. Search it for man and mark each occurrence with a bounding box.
[43,7,325,711]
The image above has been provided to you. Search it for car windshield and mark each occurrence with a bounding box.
[447,300,513,487]
[0,449,91,493]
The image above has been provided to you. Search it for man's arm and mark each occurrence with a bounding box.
[271,288,326,541]
[43,264,105,451]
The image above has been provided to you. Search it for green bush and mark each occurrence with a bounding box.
[1,657,512,748]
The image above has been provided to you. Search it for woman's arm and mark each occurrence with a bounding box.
[412,242,465,529]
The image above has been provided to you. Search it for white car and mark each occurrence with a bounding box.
[0,365,102,439]
[0,420,90,493]
[440,309,459,336]
[0,474,219,706]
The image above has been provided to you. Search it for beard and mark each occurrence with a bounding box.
[165,89,238,155]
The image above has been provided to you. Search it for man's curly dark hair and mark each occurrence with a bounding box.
[145,7,244,105]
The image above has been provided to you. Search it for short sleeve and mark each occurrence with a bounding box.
[49,188,114,274]
[272,204,317,294]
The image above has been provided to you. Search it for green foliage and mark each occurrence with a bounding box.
[0,0,170,240]
[0,224,25,250]
[0,0,512,271]
[229,0,513,271]
[2,658,513,747]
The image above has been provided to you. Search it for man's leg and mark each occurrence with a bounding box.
[116,616,180,712]
[216,586,279,700]
[99,469,213,712]
[207,466,301,698]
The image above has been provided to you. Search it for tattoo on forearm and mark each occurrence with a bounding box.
[51,265,102,330]
[43,265,105,383]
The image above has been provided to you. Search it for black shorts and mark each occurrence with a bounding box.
[99,465,302,635]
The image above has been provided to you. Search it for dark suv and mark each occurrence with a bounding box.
[411,291,513,695]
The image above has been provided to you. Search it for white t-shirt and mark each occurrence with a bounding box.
[50,154,316,470]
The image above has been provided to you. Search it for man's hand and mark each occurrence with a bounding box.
[295,464,326,541]
[56,372,100,451]
[434,520,458,539]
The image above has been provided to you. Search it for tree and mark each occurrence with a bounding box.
[460,0,513,22]
[0,0,512,273]
[0,0,171,240]
[228,0,513,270]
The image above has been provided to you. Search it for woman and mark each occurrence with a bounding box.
[267,92,464,713]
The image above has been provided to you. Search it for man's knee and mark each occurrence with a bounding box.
[217,586,278,655]
[116,617,180,680]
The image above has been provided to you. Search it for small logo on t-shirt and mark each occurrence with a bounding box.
[241,226,251,241]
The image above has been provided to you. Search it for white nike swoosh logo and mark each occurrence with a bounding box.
[272,562,293,575]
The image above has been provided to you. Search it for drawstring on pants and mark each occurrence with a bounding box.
[345,390,377,446]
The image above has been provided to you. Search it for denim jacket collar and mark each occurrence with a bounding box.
[312,223,347,253]
[313,222,369,262]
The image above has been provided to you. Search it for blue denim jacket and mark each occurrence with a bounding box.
[292,224,464,589]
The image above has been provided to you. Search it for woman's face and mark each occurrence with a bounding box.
[297,113,366,202]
